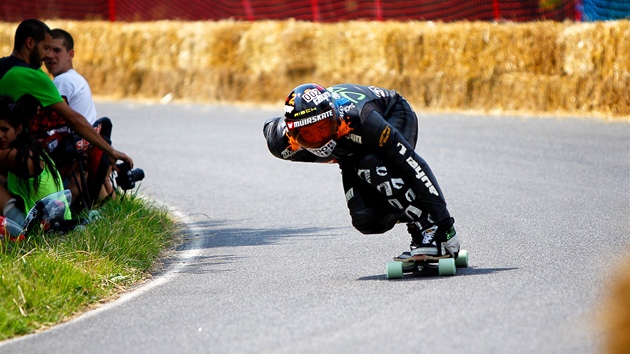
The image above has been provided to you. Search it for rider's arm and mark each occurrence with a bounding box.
[263,117,332,163]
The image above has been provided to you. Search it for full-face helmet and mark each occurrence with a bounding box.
[284,83,339,157]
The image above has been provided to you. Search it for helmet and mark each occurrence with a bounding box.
[284,83,339,156]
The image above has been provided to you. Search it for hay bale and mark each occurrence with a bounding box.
[0,22,16,54]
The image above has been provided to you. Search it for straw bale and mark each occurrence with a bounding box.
[0,22,15,54]
[610,21,630,75]
[414,22,462,77]
[384,72,422,106]
[205,21,252,71]
[558,21,630,77]
[239,20,320,100]
[486,73,548,111]
[276,21,320,79]
[321,21,390,84]
[547,75,588,112]
[128,21,255,100]
[597,72,630,115]
[513,21,561,76]
[239,21,284,77]
[381,22,426,78]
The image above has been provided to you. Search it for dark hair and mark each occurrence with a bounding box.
[0,94,60,195]
[51,28,74,51]
[13,19,52,51]
[0,94,37,126]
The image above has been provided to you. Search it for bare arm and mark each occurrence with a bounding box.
[0,149,18,175]
[50,101,134,168]
[0,148,46,177]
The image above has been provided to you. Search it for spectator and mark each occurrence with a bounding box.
[44,28,114,204]
[0,94,70,226]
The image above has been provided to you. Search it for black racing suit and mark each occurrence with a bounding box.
[264,83,453,235]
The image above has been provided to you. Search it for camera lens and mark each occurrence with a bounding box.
[131,168,145,182]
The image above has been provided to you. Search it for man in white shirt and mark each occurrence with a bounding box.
[44,28,115,208]
[44,28,97,125]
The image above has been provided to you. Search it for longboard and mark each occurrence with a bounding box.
[386,250,469,279]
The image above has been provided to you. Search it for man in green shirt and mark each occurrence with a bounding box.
[0,19,133,169]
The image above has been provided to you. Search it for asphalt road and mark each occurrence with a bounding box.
[1,102,628,354]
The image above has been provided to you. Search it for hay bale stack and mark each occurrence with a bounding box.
[555,21,630,115]
[0,20,627,117]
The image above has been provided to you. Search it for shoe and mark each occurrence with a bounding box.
[394,251,412,260]
[407,223,439,256]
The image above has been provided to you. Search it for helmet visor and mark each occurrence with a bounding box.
[288,110,338,149]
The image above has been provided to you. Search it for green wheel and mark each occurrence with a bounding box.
[455,250,469,268]
[438,258,456,276]
[386,261,404,279]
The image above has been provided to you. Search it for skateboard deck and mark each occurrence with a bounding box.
[393,252,453,263]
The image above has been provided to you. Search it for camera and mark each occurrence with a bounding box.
[115,161,145,191]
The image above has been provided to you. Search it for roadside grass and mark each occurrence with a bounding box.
[0,193,178,341]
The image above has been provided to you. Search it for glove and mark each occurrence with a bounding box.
[263,117,283,139]
[440,231,460,259]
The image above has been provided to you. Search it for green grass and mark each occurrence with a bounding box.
[0,193,177,340]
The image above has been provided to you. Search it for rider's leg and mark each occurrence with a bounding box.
[354,154,457,256]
